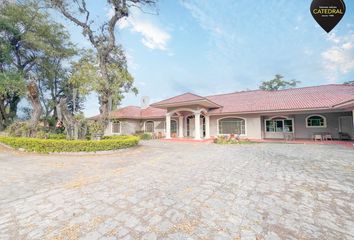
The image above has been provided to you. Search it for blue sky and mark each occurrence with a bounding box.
[53,0,354,117]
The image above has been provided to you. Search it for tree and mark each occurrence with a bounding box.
[0,72,25,130]
[259,74,300,91]
[344,80,354,85]
[47,0,156,125]
[70,47,136,109]
[0,5,26,130]
[0,1,76,128]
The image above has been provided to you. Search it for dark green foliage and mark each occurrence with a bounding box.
[259,74,300,91]
[344,80,354,85]
[0,136,139,153]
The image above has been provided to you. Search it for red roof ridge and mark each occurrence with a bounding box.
[151,92,206,105]
[206,89,263,98]
[205,84,350,98]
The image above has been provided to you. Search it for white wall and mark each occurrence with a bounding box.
[209,114,262,139]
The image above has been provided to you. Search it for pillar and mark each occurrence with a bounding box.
[205,115,210,139]
[178,116,184,138]
[165,114,171,139]
[194,113,201,140]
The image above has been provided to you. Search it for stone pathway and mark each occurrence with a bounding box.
[0,141,353,239]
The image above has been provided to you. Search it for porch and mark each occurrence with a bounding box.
[261,110,354,141]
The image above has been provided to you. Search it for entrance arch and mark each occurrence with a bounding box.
[165,107,209,140]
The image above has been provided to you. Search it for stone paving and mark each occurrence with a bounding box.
[0,141,354,239]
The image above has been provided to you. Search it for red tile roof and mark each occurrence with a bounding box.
[152,92,206,105]
[89,106,166,120]
[206,84,354,114]
[89,84,354,120]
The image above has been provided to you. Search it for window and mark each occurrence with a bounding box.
[112,120,121,134]
[306,115,326,128]
[266,119,293,132]
[171,120,177,134]
[145,121,154,133]
[219,118,245,135]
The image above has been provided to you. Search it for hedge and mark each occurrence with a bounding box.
[0,136,139,153]
[102,135,134,140]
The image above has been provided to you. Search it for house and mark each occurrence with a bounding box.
[90,84,354,140]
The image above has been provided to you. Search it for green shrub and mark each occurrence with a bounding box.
[135,133,152,140]
[0,136,139,153]
[48,133,66,140]
[102,135,132,140]
[6,122,30,137]
[35,131,48,139]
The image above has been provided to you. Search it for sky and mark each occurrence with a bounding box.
[51,0,354,117]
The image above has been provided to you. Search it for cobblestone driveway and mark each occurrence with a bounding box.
[0,141,354,240]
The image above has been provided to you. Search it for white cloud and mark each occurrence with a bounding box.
[342,42,353,50]
[130,19,170,50]
[110,8,170,51]
[322,34,354,82]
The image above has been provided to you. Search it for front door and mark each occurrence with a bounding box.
[187,115,206,138]
[187,116,195,137]
[339,116,353,139]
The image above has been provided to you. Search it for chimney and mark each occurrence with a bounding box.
[140,96,150,109]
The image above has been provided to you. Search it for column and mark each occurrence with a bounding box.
[178,116,184,138]
[194,113,201,140]
[165,114,171,139]
[205,115,210,139]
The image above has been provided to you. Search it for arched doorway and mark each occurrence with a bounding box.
[186,115,206,138]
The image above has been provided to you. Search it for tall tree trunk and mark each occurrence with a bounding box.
[0,96,6,131]
[98,57,111,126]
[27,81,42,127]
[57,97,78,140]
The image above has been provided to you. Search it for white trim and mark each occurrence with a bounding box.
[264,117,294,133]
[167,107,199,116]
[270,115,290,120]
[111,120,122,134]
[216,116,247,136]
[144,120,155,133]
[305,114,327,128]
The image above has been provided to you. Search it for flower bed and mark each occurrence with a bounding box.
[214,135,255,144]
[0,136,139,153]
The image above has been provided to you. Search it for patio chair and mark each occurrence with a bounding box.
[323,134,333,141]
[284,133,294,141]
[313,134,322,141]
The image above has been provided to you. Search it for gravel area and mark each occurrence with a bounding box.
[0,140,353,239]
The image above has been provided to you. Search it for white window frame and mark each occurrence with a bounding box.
[217,117,247,136]
[265,117,294,133]
[144,120,155,133]
[111,120,121,134]
[306,115,327,128]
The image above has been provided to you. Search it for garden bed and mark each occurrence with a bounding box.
[0,136,139,153]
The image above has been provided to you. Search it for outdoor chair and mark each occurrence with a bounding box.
[323,134,333,141]
[284,133,294,141]
[313,134,322,141]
